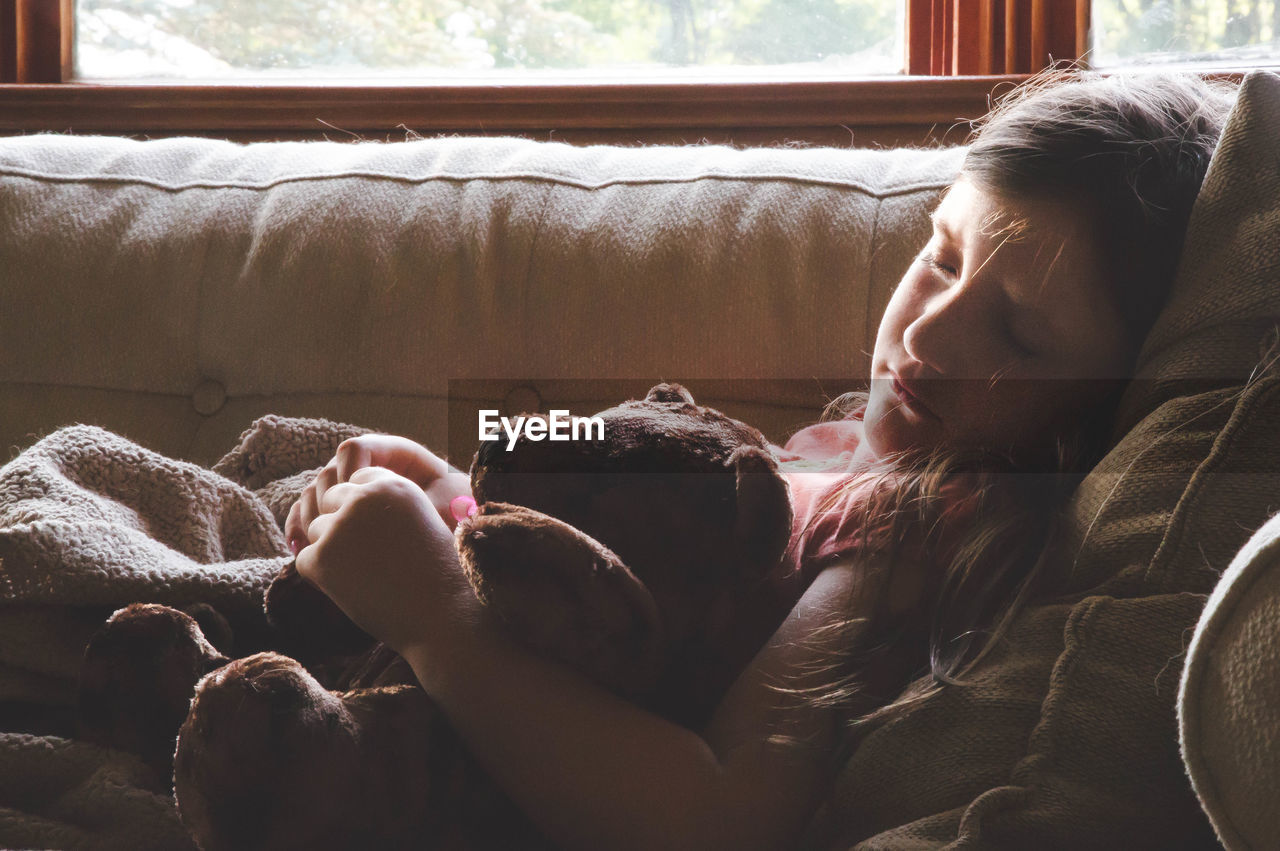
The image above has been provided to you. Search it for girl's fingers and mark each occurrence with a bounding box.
[285,500,306,555]
[348,466,395,485]
[298,482,319,538]
[313,462,339,504]
[316,469,399,516]
[318,481,359,514]
[294,529,321,582]
[305,511,337,551]
[335,441,372,482]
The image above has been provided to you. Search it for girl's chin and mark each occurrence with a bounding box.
[862,406,944,458]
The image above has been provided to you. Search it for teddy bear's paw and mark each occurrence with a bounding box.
[727,443,795,577]
[76,603,230,782]
[174,651,378,850]
[264,558,377,664]
[456,502,666,696]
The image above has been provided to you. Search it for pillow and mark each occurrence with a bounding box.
[1180,510,1280,850]
[802,70,1280,849]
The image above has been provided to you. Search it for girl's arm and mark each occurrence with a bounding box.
[296,466,880,851]
[403,561,859,851]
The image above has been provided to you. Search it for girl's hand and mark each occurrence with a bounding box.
[285,434,473,554]
[293,466,473,655]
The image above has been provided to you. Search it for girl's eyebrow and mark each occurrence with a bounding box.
[928,210,957,240]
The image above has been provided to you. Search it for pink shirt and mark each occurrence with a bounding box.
[770,409,980,582]
[769,410,873,580]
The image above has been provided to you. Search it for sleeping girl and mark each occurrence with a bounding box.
[286,70,1235,850]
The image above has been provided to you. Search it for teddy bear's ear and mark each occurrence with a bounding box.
[644,383,695,405]
[264,560,376,662]
[728,446,794,575]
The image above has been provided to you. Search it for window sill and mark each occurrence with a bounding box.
[0,76,1031,146]
[0,76,1024,144]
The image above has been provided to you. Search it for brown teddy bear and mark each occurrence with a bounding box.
[76,383,794,850]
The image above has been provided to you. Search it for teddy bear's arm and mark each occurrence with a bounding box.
[401,561,861,851]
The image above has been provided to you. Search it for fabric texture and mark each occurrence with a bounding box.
[0,415,370,849]
[1180,510,1280,851]
[1171,68,1280,851]
[804,71,1280,850]
[0,133,963,467]
[773,410,867,571]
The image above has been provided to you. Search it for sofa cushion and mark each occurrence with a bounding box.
[806,71,1280,849]
[1116,69,1280,435]
[0,134,963,465]
[1180,509,1280,851]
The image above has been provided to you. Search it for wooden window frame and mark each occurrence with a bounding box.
[0,0,1251,144]
[905,0,1088,75]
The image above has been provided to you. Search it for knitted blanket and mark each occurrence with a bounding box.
[0,416,370,850]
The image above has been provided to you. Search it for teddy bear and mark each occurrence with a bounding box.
[76,382,795,850]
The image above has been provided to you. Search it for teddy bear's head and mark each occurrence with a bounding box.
[454,382,793,724]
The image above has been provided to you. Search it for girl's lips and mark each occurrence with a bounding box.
[891,376,939,420]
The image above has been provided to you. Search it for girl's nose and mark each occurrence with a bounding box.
[902,287,970,376]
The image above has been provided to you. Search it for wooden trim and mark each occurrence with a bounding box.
[1075,0,1090,65]
[934,0,949,76]
[908,0,1089,76]
[1005,0,1019,73]
[976,1,997,76]
[0,77,1024,139]
[1,1,17,84]
[905,0,933,75]
[1029,0,1048,70]
[14,0,70,83]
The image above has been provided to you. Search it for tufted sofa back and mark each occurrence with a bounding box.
[0,135,963,465]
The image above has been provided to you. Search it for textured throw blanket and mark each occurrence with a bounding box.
[0,416,370,850]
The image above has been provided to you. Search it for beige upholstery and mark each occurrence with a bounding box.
[0,134,963,467]
[1181,512,1280,850]
[1173,69,1280,851]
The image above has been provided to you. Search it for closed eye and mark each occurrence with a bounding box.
[917,250,957,278]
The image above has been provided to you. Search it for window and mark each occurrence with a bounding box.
[74,0,906,82]
[0,1,1269,145]
[6,1,1277,85]
[1092,0,1280,69]
[9,0,1093,84]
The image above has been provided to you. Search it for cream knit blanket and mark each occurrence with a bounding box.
[0,415,370,850]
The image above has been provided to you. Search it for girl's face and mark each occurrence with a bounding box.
[862,177,1134,461]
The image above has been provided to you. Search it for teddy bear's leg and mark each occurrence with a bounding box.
[175,651,511,850]
[456,502,666,699]
[76,603,231,783]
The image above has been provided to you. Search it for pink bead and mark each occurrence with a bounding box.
[450,495,479,523]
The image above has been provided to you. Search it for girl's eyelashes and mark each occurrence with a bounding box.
[916,250,958,278]
[915,246,1035,356]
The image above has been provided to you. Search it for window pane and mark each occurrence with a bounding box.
[1092,0,1280,68]
[74,0,905,81]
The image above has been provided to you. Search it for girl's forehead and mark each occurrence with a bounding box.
[935,178,1089,244]
[935,180,1101,295]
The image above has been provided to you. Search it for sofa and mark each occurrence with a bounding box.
[0,69,1277,849]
